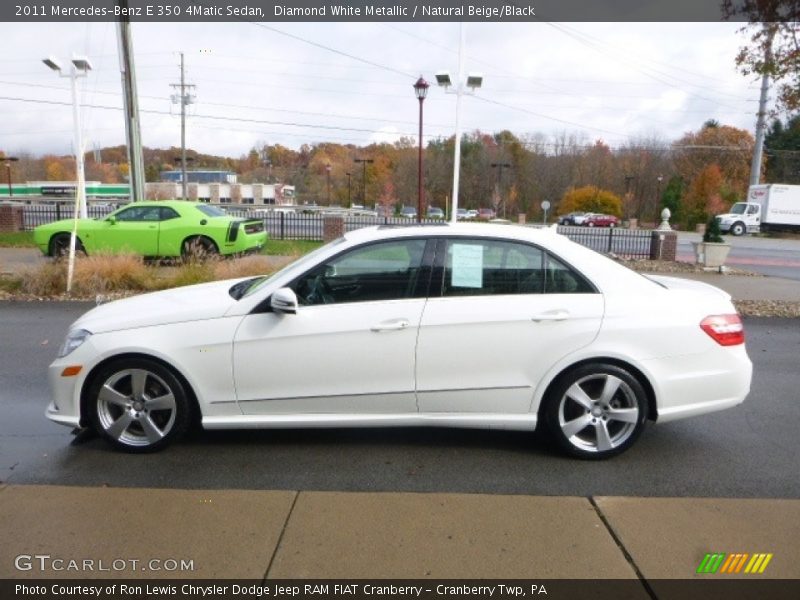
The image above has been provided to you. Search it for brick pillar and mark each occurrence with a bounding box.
[0,205,24,232]
[323,216,344,242]
[650,230,677,261]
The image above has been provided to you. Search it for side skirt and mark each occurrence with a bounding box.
[202,413,538,432]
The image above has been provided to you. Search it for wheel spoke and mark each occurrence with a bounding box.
[607,407,639,424]
[140,415,165,443]
[594,420,614,451]
[598,375,622,406]
[561,413,593,439]
[130,369,147,399]
[146,393,175,412]
[565,383,594,410]
[98,384,129,408]
[106,413,134,440]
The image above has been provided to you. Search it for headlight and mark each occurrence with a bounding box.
[58,329,92,358]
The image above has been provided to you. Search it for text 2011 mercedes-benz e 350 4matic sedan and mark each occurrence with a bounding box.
[46,223,752,459]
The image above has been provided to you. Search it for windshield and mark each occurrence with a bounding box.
[729,203,747,215]
[238,237,346,299]
[196,205,227,217]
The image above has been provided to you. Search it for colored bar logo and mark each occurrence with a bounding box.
[697,552,773,574]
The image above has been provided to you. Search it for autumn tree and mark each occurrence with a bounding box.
[559,186,623,217]
[682,164,727,229]
[723,1,800,114]
[672,121,754,202]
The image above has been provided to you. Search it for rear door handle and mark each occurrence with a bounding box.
[371,318,410,332]
[531,310,570,322]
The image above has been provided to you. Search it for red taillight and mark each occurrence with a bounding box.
[700,314,745,346]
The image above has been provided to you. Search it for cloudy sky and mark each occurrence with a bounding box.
[0,20,761,158]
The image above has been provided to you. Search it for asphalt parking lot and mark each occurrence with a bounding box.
[1,301,798,498]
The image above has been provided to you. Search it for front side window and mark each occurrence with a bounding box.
[113,206,162,222]
[292,239,427,306]
[440,239,593,296]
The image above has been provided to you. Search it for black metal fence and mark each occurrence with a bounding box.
[556,225,653,258]
[21,204,655,259]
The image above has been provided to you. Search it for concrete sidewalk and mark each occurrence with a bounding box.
[1,485,798,581]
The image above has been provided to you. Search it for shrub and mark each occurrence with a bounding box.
[703,217,725,243]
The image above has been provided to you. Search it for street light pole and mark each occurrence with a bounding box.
[346,172,352,207]
[413,76,429,224]
[43,55,92,295]
[326,163,331,205]
[656,174,663,223]
[354,158,373,208]
[4,157,19,197]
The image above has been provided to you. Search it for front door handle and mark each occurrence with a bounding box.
[531,310,570,322]
[371,318,410,332]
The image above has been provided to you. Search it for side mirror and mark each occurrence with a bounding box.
[270,287,298,314]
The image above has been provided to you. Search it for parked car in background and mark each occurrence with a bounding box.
[455,208,470,220]
[558,212,587,226]
[33,200,267,259]
[466,209,479,219]
[427,207,445,219]
[572,213,594,226]
[47,223,751,458]
[583,214,619,228]
[478,208,496,220]
[400,206,418,219]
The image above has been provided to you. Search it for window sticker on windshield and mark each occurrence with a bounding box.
[451,243,483,288]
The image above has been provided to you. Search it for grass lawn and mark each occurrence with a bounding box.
[0,231,35,247]
[261,239,323,256]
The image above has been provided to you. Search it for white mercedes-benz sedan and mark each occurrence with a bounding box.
[46,223,752,459]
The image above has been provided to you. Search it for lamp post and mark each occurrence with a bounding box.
[490,162,512,218]
[435,24,483,223]
[346,172,352,207]
[325,163,332,205]
[656,174,664,222]
[43,55,92,219]
[354,158,373,208]
[4,156,19,197]
[413,75,429,223]
[43,55,92,295]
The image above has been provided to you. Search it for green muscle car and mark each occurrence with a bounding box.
[33,201,267,258]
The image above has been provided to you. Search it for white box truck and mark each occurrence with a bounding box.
[716,184,800,235]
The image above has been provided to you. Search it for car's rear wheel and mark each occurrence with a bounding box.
[181,236,219,261]
[86,358,191,453]
[544,363,647,459]
[587,222,595,227]
[49,233,85,258]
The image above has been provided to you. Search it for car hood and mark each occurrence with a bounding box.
[71,278,242,334]
[644,274,731,300]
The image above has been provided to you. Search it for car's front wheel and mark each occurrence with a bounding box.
[544,363,648,459]
[730,221,746,236]
[86,358,191,453]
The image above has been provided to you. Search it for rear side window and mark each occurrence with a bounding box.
[440,239,594,297]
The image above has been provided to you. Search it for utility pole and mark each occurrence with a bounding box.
[750,28,775,186]
[171,52,195,200]
[117,0,145,202]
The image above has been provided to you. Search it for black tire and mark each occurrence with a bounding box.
[543,363,648,460]
[181,236,219,261]
[587,222,595,228]
[85,357,191,453]
[730,221,746,236]
[49,233,85,258]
